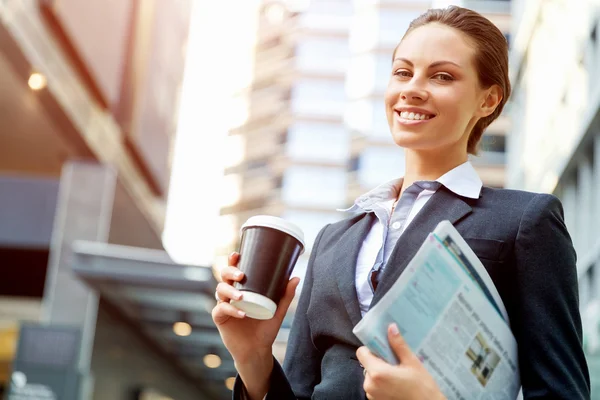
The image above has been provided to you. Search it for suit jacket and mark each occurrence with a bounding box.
[233,186,591,399]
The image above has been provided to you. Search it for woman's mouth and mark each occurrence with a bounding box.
[395,110,436,124]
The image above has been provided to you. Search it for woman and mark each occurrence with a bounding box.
[212,6,590,400]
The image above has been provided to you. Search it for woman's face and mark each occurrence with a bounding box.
[385,23,494,153]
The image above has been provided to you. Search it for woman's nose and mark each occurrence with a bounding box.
[401,89,427,102]
[399,80,428,102]
[401,91,424,101]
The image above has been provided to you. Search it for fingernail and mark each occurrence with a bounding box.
[234,291,243,300]
[234,271,243,279]
[237,310,246,317]
[389,323,399,336]
[229,252,236,257]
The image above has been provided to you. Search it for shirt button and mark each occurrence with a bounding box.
[392,222,401,230]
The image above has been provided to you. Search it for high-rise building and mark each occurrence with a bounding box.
[508,0,600,395]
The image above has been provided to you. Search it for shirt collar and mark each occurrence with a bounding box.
[338,178,403,212]
[339,161,482,212]
[436,161,482,199]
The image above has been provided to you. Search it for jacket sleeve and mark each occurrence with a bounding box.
[280,223,328,398]
[232,224,329,400]
[513,193,590,399]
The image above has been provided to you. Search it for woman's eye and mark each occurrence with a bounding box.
[393,70,412,78]
[433,73,454,81]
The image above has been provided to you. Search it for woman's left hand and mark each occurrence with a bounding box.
[356,324,446,400]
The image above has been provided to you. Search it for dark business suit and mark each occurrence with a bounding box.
[233,186,591,399]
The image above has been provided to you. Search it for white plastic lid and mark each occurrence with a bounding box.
[231,292,277,320]
[241,215,305,253]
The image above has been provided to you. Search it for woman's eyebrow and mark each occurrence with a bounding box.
[393,57,462,69]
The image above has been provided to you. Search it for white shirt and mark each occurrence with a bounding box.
[339,161,483,315]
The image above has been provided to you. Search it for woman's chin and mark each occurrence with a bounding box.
[390,131,430,149]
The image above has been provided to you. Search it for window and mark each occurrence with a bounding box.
[295,37,350,75]
[281,166,347,208]
[274,176,283,189]
[350,7,420,50]
[349,7,380,53]
[348,156,360,172]
[280,210,343,254]
[346,53,391,98]
[357,147,405,188]
[345,99,393,142]
[297,1,353,33]
[245,159,269,171]
[378,10,421,47]
[291,79,347,117]
[479,134,506,153]
[286,122,350,163]
[346,54,377,99]
[345,99,372,132]
[278,130,288,145]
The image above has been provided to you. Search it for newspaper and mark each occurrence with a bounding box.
[353,221,522,400]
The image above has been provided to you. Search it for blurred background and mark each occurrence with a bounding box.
[0,0,597,398]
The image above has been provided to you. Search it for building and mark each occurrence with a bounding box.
[508,0,600,395]
[0,1,233,398]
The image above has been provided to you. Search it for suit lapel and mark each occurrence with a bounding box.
[334,212,376,327]
[370,187,473,308]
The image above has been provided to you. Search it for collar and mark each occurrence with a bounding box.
[339,161,482,213]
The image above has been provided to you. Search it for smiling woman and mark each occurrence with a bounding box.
[213,6,591,400]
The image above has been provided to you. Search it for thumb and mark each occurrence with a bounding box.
[388,324,418,365]
[273,277,301,321]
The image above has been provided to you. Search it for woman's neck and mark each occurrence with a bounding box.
[401,147,468,195]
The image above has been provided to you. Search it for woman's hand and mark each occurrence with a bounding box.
[212,252,300,399]
[357,324,446,400]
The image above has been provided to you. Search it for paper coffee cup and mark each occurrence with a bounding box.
[230,216,305,320]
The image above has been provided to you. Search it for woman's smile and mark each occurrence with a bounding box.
[394,107,436,125]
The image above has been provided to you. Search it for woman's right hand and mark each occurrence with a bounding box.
[212,252,300,393]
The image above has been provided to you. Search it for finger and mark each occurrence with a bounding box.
[356,346,388,372]
[219,265,245,284]
[364,376,376,400]
[216,282,243,302]
[228,252,240,267]
[273,277,301,322]
[212,301,246,325]
[388,323,419,365]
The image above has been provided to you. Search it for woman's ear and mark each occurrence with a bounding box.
[479,85,503,118]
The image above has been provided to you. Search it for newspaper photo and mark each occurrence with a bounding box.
[353,221,521,400]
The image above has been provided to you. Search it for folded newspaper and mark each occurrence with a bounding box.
[353,221,523,400]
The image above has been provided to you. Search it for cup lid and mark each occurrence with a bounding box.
[241,215,305,252]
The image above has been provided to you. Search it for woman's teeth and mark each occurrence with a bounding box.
[398,111,432,120]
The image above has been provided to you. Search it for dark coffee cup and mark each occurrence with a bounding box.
[231,215,305,320]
